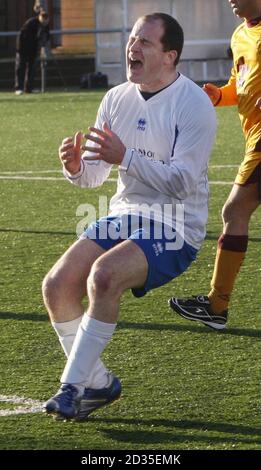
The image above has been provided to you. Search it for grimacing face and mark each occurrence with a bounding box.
[126,18,177,91]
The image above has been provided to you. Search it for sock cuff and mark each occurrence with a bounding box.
[52,315,83,336]
[81,315,116,339]
[218,234,248,252]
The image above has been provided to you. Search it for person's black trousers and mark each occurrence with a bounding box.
[15,52,37,92]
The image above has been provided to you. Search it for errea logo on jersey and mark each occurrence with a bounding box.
[137,118,146,131]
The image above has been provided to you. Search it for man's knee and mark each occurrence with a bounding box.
[222,198,253,224]
[87,260,121,299]
[42,271,60,310]
[222,200,235,223]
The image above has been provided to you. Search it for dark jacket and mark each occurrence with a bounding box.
[16,17,50,58]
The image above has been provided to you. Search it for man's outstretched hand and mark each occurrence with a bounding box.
[59,132,82,174]
[59,123,126,172]
[83,122,126,165]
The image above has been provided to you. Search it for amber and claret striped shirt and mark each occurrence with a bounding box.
[217,19,261,153]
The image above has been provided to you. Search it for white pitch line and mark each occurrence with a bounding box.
[210,181,233,185]
[0,175,66,181]
[0,165,239,175]
[0,170,62,174]
[209,165,238,168]
[0,175,233,185]
[0,394,43,416]
[0,175,118,182]
[0,164,238,175]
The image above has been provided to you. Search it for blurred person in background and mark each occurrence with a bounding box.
[14,10,50,95]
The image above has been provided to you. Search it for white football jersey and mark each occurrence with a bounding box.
[65,74,216,249]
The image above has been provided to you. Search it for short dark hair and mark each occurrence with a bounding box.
[141,12,184,65]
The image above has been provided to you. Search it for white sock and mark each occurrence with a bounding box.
[52,317,109,389]
[52,317,82,357]
[60,316,116,391]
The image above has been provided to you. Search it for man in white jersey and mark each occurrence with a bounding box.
[43,12,216,421]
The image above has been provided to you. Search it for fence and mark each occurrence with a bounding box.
[0,28,232,89]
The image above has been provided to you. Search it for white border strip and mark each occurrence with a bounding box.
[0,164,238,176]
[210,181,234,185]
[0,175,233,184]
[0,395,43,416]
[210,165,238,168]
[0,170,63,174]
[0,175,118,182]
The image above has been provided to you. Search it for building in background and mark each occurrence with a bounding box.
[0,0,96,89]
[0,0,95,57]
[55,0,95,55]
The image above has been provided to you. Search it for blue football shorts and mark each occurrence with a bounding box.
[80,214,198,297]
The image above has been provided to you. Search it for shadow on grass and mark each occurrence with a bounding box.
[1,228,260,243]
[0,312,47,322]
[118,320,261,338]
[0,417,259,450]
[0,228,74,236]
[93,417,261,446]
[100,428,261,446]
[0,313,259,338]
